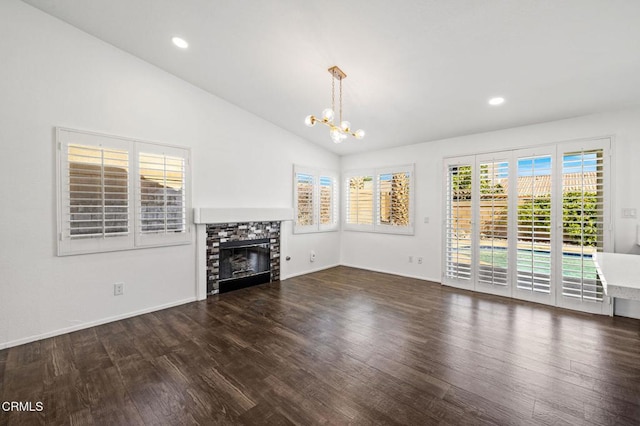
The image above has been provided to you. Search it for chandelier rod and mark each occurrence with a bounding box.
[339,75,343,124]
[331,72,335,115]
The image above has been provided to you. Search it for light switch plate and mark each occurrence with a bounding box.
[622,208,637,219]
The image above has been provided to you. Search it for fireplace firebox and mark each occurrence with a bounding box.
[219,238,270,293]
[205,221,281,295]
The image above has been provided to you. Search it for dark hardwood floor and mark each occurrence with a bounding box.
[1,266,640,425]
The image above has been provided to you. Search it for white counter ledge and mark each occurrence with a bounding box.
[593,252,640,301]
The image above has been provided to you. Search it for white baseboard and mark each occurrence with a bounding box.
[280,263,341,280]
[0,297,197,350]
[338,263,441,284]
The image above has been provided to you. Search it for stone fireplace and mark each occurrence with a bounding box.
[194,208,292,298]
[206,222,281,294]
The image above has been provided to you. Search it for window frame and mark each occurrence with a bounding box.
[292,165,339,234]
[56,127,191,256]
[343,164,415,235]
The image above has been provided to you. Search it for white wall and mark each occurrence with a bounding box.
[0,0,340,349]
[2,2,638,350]
[340,108,640,318]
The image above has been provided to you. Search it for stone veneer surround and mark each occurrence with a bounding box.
[206,222,281,294]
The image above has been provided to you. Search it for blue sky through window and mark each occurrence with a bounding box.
[379,172,409,182]
[518,156,552,176]
[297,173,313,184]
[512,153,597,176]
[562,153,598,174]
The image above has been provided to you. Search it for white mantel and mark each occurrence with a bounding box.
[193,207,293,224]
[193,207,293,300]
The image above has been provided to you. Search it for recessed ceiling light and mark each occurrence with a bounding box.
[488,97,505,106]
[172,37,189,49]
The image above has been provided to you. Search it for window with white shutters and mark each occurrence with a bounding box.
[139,153,185,233]
[319,176,336,226]
[561,149,604,301]
[57,128,191,255]
[516,155,553,294]
[67,144,129,239]
[136,143,190,247]
[445,164,472,281]
[378,172,410,226]
[478,161,509,286]
[295,173,314,227]
[344,165,414,234]
[346,174,374,227]
[293,166,338,233]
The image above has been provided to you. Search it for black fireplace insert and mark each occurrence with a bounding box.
[219,238,270,293]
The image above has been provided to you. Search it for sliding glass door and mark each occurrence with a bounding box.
[513,148,556,304]
[475,154,511,296]
[444,156,474,287]
[442,139,611,314]
[557,140,609,314]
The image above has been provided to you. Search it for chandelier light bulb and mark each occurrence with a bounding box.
[330,128,343,143]
[322,108,335,122]
[304,115,316,127]
[354,129,365,140]
[340,121,351,132]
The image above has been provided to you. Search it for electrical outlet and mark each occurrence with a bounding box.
[418,257,423,264]
[114,282,124,296]
[310,251,316,263]
[409,256,413,263]
[424,217,429,223]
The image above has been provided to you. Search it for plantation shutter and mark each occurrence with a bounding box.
[58,129,134,255]
[516,155,552,293]
[478,161,509,286]
[378,172,410,226]
[346,174,374,226]
[295,172,315,227]
[319,175,338,230]
[561,149,604,301]
[138,153,186,234]
[374,165,414,234]
[67,144,129,238]
[135,143,190,247]
[445,163,472,281]
[293,166,338,233]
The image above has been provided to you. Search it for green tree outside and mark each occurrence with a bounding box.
[517,192,599,246]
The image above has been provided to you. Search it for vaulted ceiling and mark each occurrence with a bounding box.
[22,0,640,155]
